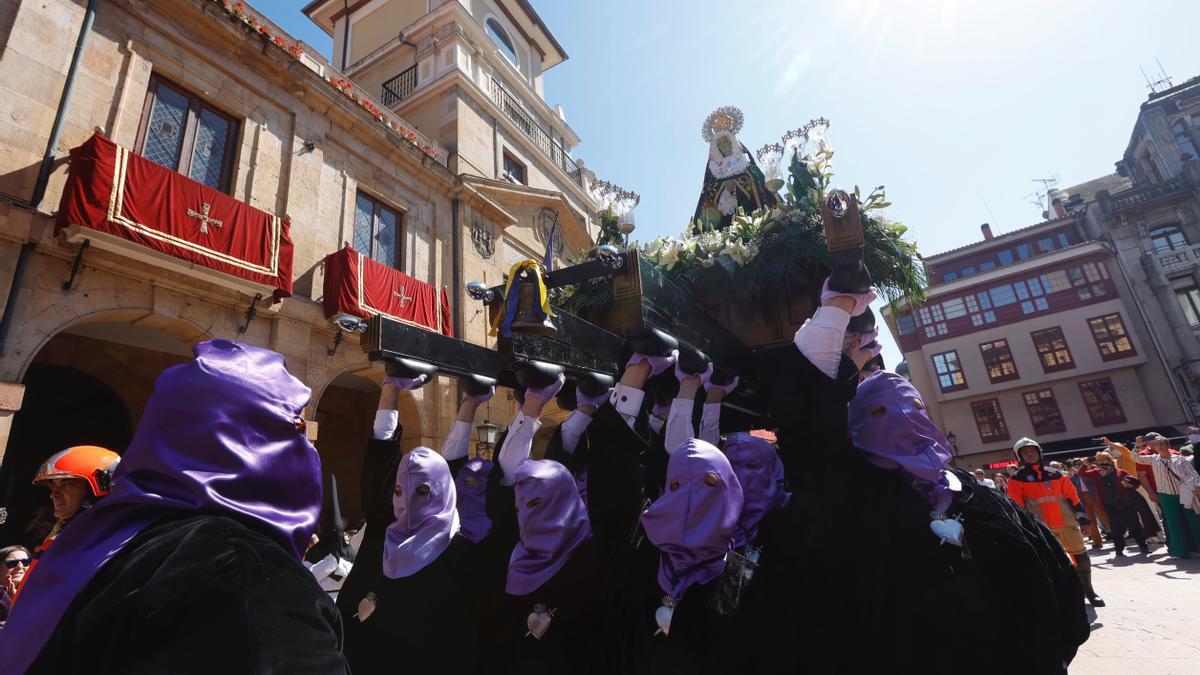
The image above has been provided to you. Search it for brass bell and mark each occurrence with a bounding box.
[509,272,557,336]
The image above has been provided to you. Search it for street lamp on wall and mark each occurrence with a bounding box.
[475,419,500,459]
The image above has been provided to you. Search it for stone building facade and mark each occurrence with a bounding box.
[1053,76,1200,419]
[0,0,600,536]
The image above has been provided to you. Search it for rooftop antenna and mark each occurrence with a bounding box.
[1024,175,1060,216]
[1141,60,1174,94]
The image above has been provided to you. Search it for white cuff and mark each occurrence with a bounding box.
[700,403,721,446]
[611,384,645,429]
[665,398,695,455]
[442,420,472,461]
[373,410,399,440]
[561,409,593,454]
[498,411,543,485]
[794,305,853,379]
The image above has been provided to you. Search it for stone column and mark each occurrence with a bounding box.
[0,382,26,468]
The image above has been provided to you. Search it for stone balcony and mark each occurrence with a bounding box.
[1154,243,1200,276]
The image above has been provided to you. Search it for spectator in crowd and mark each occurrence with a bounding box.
[973,469,996,489]
[1068,459,1108,550]
[1133,432,1200,559]
[0,340,347,674]
[1103,438,1164,544]
[1078,452,1149,557]
[993,473,1009,495]
[1,545,31,623]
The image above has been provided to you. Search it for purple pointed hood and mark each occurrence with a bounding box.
[0,339,322,674]
[454,456,493,544]
[506,460,592,595]
[849,370,956,512]
[383,447,459,578]
[722,432,789,549]
[641,439,743,599]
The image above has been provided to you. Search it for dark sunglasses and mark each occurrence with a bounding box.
[4,557,31,569]
[1096,463,1114,467]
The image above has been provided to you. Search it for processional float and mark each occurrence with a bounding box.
[359,107,898,431]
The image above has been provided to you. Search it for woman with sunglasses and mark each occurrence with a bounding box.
[1,545,32,623]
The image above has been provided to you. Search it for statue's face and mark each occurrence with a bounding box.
[716,137,733,156]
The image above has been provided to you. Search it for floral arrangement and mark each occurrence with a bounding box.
[214,1,443,161]
[561,120,925,317]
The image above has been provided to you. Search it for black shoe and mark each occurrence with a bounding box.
[1139,545,1150,555]
[1113,550,1125,558]
[1088,594,1106,607]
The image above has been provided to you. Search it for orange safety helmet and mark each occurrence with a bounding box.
[33,445,121,498]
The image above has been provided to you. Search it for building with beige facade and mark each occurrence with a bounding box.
[883,219,1188,471]
[0,0,603,541]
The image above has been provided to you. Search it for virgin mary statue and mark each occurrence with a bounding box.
[693,106,780,232]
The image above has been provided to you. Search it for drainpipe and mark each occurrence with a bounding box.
[0,0,99,357]
[451,197,463,338]
[340,0,350,69]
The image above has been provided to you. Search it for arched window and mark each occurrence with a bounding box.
[1172,120,1198,160]
[486,18,519,69]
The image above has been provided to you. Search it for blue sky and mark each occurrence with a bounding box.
[257,0,1200,367]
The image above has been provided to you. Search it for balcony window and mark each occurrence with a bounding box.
[1088,313,1136,360]
[137,75,238,192]
[980,339,1019,384]
[1038,237,1056,254]
[932,350,967,392]
[998,250,1014,265]
[943,271,958,282]
[962,266,976,277]
[1016,243,1031,260]
[503,152,527,185]
[1150,224,1188,254]
[989,284,1016,307]
[896,313,917,336]
[1079,378,1127,426]
[980,261,996,272]
[972,398,1010,443]
[1031,326,1074,373]
[1023,389,1066,435]
[354,192,402,269]
[1176,285,1200,327]
[486,18,520,69]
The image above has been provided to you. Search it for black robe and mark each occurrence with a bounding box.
[749,347,1088,674]
[351,537,481,675]
[492,538,604,675]
[27,514,347,675]
[339,429,504,675]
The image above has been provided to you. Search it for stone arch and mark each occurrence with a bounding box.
[310,363,424,528]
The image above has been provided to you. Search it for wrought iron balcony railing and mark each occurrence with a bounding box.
[382,65,418,107]
[486,76,582,186]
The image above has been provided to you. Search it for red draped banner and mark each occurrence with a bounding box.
[322,246,453,337]
[55,133,294,296]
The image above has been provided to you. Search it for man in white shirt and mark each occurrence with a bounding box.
[972,469,997,489]
[1134,432,1200,558]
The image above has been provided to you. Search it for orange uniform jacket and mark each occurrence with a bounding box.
[1007,464,1082,528]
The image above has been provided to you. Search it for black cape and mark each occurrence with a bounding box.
[27,514,347,675]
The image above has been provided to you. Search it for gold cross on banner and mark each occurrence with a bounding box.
[186,202,224,234]
[393,287,413,308]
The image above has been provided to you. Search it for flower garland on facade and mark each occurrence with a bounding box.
[215,1,444,162]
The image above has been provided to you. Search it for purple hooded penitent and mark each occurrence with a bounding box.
[0,339,322,674]
[641,439,743,599]
[454,456,493,543]
[849,370,956,512]
[506,460,592,596]
[722,432,790,549]
[383,447,460,578]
